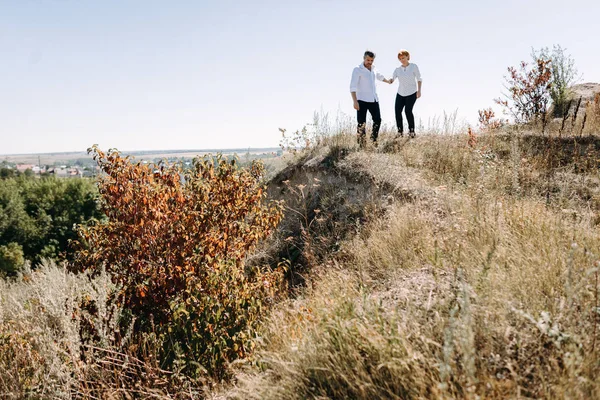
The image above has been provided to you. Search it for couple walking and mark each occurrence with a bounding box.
[349,50,422,146]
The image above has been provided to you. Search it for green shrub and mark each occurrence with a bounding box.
[0,242,25,276]
[0,176,102,265]
[532,44,580,118]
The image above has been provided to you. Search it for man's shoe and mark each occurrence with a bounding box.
[409,131,416,138]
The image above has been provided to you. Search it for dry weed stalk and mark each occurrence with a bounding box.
[559,98,573,136]
[580,106,588,136]
[571,96,583,130]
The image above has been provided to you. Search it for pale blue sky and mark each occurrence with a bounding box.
[1,0,599,154]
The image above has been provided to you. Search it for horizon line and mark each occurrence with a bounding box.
[1,146,282,157]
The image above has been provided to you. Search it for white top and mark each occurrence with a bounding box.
[349,63,386,102]
[392,63,422,97]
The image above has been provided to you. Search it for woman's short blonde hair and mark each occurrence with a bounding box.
[398,50,410,59]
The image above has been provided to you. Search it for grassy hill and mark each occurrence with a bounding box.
[2,124,600,398]
[220,126,600,399]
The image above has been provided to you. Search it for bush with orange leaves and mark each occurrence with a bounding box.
[478,108,505,132]
[71,146,284,380]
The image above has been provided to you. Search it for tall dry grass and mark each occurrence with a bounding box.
[0,262,119,397]
[0,262,194,399]
[226,127,600,399]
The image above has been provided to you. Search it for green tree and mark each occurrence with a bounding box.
[0,176,102,267]
[532,45,580,117]
[20,177,101,263]
[0,242,25,276]
[0,168,17,179]
[0,179,37,254]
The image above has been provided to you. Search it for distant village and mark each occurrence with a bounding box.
[1,156,151,179]
[13,164,96,177]
[0,160,99,178]
[2,148,282,179]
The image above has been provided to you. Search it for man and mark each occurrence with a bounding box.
[349,50,390,147]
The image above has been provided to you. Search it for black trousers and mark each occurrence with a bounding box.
[357,100,381,141]
[395,92,417,133]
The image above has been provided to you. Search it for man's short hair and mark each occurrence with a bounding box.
[364,50,375,58]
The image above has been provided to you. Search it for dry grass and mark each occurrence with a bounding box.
[224,128,600,399]
[587,93,600,134]
[0,262,119,397]
[0,262,198,399]
[4,117,600,398]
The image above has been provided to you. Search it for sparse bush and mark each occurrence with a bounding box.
[0,262,123,397]
[279,126,311,155]
[1,261,199,398]
[495,58,552,125]
[478,107,505,131]
[279,112,330,155]
[532,44,580,118]
[71,146,284,379]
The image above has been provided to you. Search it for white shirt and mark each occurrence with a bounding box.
[392,63,422,97]
[349,63,385,103]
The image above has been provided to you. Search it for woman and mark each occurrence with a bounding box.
[388,50,422,137]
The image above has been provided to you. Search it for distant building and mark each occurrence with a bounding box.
[16,164,35,173]
[47,166,81,177]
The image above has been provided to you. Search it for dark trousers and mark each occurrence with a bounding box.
[357,100,381,142]
[395,92,417,133]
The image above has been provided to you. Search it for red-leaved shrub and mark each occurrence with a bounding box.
[71,146,284,379]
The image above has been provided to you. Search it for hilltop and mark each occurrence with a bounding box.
[572,82,600,102]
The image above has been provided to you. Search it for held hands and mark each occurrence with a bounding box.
[384,78,393,84]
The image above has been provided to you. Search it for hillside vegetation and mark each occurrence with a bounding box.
[3,122,600,398]
[2,49,600,397]
[219,121,600,399]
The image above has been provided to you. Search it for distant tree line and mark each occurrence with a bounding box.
[0,169,103,276]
